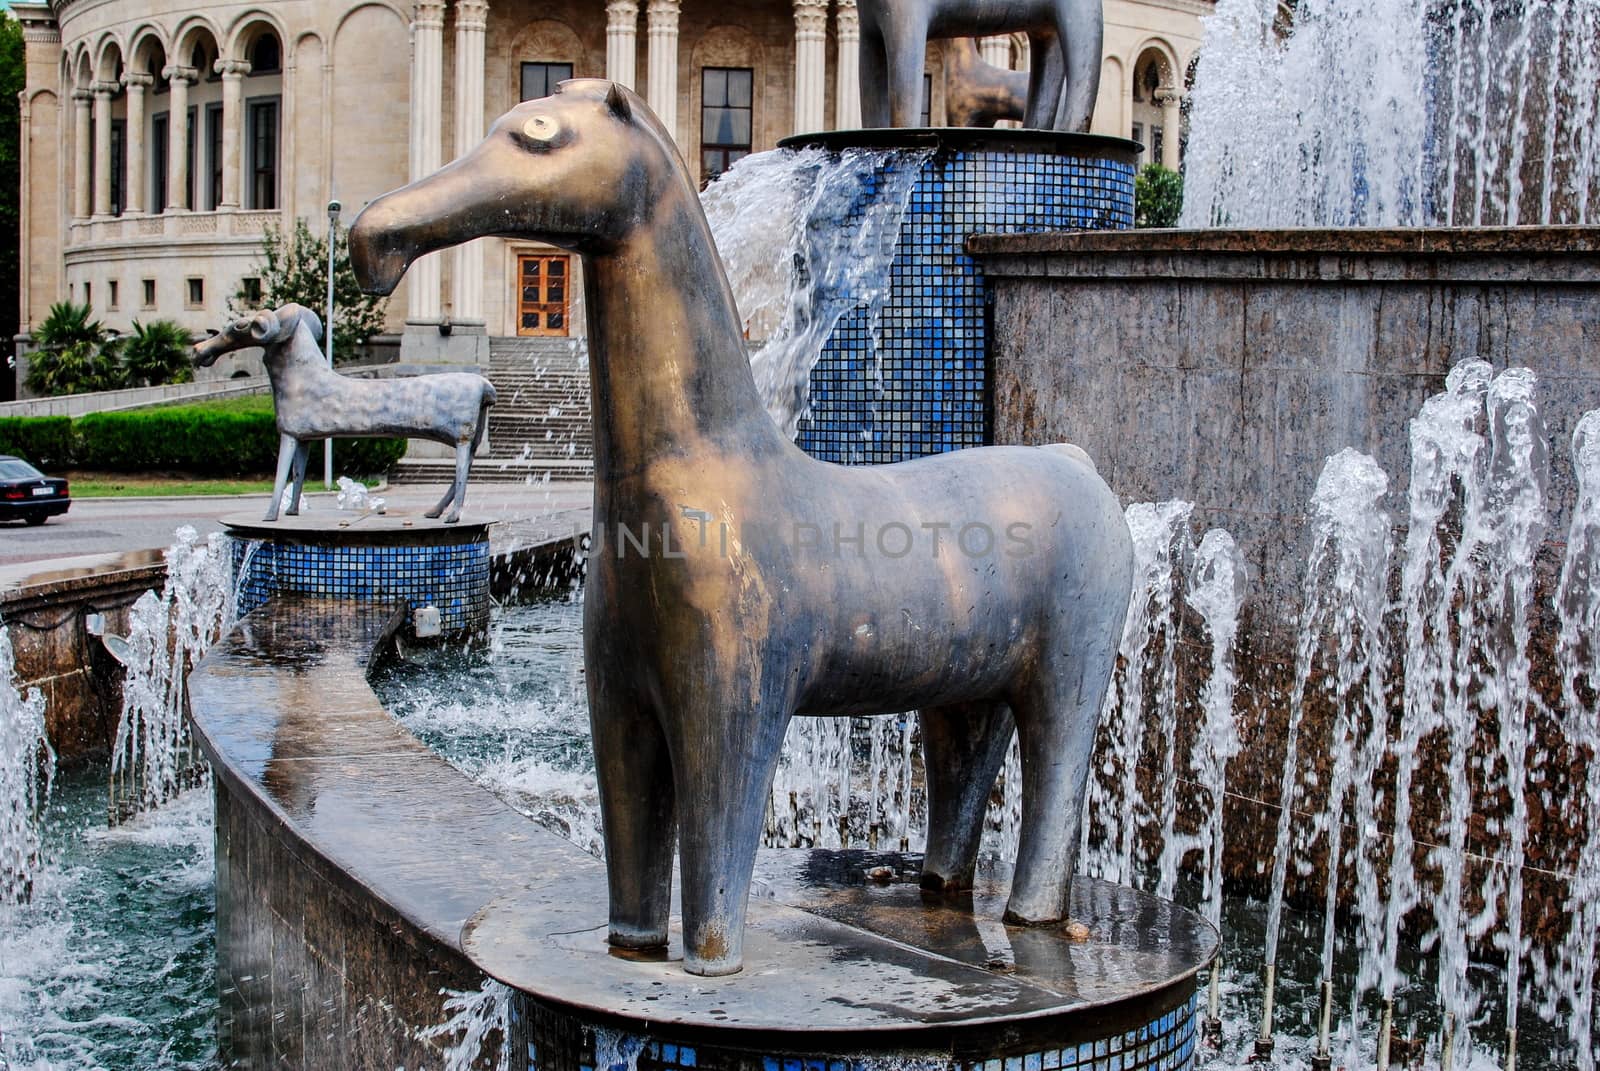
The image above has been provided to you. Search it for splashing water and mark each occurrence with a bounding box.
[1551,410,1600,1070]
[1182,0,1600,227]
[1261,448,1392,1010]
[109,527,235,823]
[335,476,386,514]
[1080,500,1194,888]
[426,978,512,1071]
[0,621,52,905]
[704,148,931,438]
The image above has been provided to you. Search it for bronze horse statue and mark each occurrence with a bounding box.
[349,81,1132,977]
[858,0,1101,130]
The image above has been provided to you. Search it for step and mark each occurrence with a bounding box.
[392,457,594,484]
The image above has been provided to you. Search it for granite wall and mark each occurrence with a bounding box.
[971,227,1600,929]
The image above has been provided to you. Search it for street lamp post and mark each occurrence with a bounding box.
[324,199,341,490]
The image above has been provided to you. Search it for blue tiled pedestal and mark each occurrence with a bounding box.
[776,129,1139,465]
[224,512,492,639]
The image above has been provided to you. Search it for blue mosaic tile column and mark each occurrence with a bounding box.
[511,990,1199,1071]
[777,131,1138,465]
[227,521,492,637]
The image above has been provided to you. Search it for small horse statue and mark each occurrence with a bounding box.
[193,304,497,524]
[349,81,1132,977]
[858,0,1101,131]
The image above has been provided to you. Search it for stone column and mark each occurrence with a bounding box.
[646,0,680,142]
[833,0,860,129]
[606,0,640,90]
[91,81,115,218]
[123,72,153,214]
[451,0,489,330]
[1159,90,1182,169]
[979,36,1011,69]
[72,88,92,220]
[217,59,250,209]
[792,0,828,134]
[164,66,197,212]
[407,0,446,327]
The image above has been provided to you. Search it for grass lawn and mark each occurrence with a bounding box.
[135,392,274,416]
[68,473,383,497]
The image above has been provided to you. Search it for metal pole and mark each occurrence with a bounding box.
[324,199,340,489]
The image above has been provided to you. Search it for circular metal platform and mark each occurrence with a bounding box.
[464,849,1217,1070]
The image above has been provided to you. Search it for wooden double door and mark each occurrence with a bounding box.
[517,253,571,336]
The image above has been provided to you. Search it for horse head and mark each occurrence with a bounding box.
[350,80,669,295]
[192,304,323,368]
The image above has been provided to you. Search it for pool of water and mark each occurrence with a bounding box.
[0,768,216,1071]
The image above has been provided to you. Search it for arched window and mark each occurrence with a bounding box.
[249,34,281,74]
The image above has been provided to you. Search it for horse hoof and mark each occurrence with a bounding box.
[423,508,443,519]
[443,512,460,524]
[262,512,280,523]
[608,926,668,950]
[682,954,743,978]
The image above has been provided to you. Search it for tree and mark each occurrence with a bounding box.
[1135,164,1185,229]
[233,219,388,363]
[1,15,26,400]
[122,319,195,388]
[25,301,126,396]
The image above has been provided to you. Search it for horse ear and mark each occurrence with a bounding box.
[249,310,281,344]
[605,82,631,123]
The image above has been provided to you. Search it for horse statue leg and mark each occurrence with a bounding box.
[442,440,472,524]
[919,700,1017,893]
[1024,28,1065,129]
[1052,0,1103,132]
[265,434,297,522]
[286,441,311,517]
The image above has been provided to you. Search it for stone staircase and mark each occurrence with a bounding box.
[391,337,594,485]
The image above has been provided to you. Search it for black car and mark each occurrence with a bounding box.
[0,456,70,525]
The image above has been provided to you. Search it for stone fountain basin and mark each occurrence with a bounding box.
[189,595,1216,1068]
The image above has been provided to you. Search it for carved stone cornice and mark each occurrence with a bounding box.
[13,3,62,46]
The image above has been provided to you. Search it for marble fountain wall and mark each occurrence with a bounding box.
[970,225,1600,925]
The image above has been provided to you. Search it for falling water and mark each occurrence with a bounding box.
[1552,410,1600,1070]
[1260,447,1391,1050]
[427,978,513,1071]
[0,620,52,905]
[703,147,931,438]
[1183,0,1600,227]
[109,528,235,822]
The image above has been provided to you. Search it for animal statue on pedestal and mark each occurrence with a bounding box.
[857,0,1102,131]
[348,81,1132,977]
[944,36,1030,128]
[193,304,497,523]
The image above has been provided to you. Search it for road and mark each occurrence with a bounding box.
[0,481,594,567]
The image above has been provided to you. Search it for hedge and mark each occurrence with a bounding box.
[0,416,76,469]
[67,406,407,477]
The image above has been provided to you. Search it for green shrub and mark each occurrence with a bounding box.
[74,404,406,477]
[26,302,127,396]
[0,416,75,468]
[122,319,195,388]
[1134,164,1185,229]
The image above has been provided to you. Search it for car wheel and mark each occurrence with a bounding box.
[23,512,47,526]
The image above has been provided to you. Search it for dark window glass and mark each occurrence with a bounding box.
[248,97,279,209]
[0,459,45,480]
[700,66,753,183]
[520,62,574,102]
[110,119,126,216]
[142,279,156,307]
[242,277,262,303]
[1151,125,1164,165]
[205,103,223,209]
[920,73,931,127]
[249,36,281,74]
[151,112,169,213]
[185,106,196,209]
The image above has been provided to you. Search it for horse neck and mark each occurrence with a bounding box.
[582,184,791,478]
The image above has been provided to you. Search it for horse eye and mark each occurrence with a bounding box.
[522,115,558,141]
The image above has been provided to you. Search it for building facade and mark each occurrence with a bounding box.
[13,0,1211,363]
